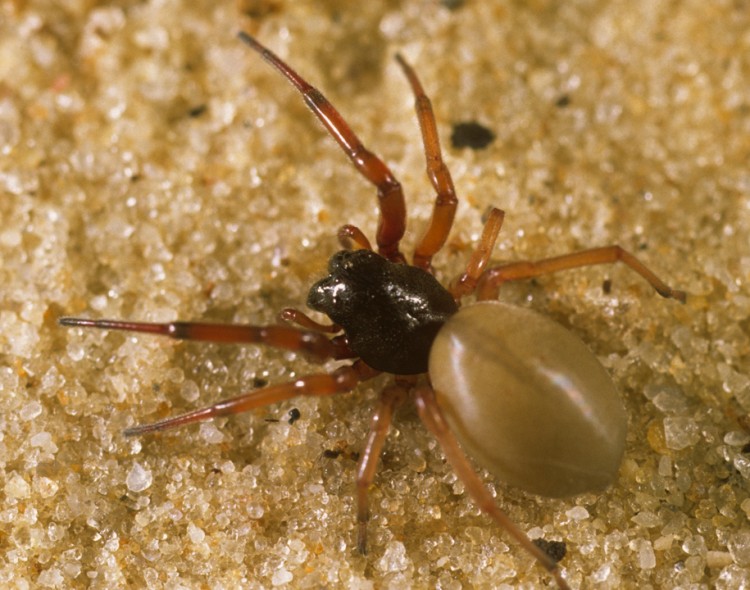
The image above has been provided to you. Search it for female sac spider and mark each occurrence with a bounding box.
[60,33,686,589]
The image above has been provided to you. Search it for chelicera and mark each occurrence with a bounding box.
[60,32,686,589]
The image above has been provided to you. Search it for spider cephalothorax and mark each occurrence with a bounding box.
[307,249,457,374]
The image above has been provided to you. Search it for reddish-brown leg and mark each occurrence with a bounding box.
[58,317,353,361]
[476,245,687,302]
[238,32,406,262]
[124,360,379,436]
[449,207,505,300]
[414,386,571,590]
[395,54,458,271]
[355,381,407,554]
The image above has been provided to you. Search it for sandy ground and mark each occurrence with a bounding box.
[1,1,749,588]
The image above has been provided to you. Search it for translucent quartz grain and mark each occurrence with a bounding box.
[126,462,153,493]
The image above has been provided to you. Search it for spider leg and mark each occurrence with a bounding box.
[355,381,407,554]
[124,360,379,436]
[475,245,687,302]
[395,54,458,271]
[238,32,406,263]
[414,386,571,590]
[449,207,504,300]
[58,317,352,361]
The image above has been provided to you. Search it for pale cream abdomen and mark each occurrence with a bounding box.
[429,301,627,498]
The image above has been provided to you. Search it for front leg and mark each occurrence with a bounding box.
[59,316,353,361]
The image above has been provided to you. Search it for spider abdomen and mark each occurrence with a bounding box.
[429,301,628,498]
[307,249,458,374]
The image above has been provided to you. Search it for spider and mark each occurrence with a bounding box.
[60,32,686,589]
